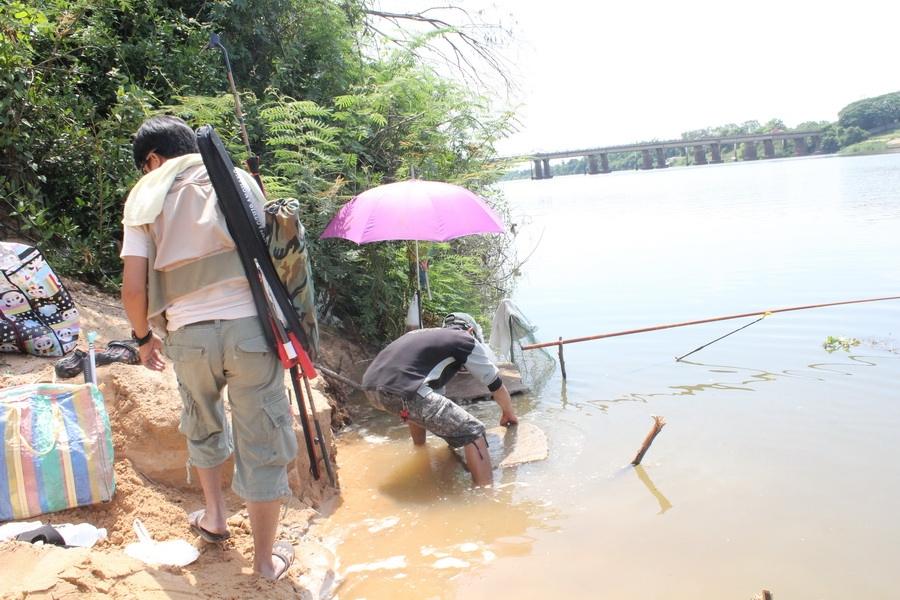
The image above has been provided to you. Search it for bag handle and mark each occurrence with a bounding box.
[8,399,64,457]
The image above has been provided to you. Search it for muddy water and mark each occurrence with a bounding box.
[319,154,900,599]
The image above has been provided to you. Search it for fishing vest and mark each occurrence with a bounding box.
[145,239,245,332]
[140,165,248,331]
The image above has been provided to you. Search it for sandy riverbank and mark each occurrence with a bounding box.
[0,280,356,599]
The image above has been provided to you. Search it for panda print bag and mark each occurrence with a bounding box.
[0,242,80,357]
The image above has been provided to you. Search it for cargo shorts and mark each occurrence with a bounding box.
[163,317,297,502]
[366,387,485,448]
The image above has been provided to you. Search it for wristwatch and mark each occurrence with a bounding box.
[131,329,154,346]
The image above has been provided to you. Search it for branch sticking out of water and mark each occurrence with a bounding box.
[631,415,666,466]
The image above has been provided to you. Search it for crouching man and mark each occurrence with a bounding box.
[362,312,518,486]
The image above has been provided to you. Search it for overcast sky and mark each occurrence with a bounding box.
[383,0,899,156]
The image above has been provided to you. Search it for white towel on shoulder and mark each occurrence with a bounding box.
[122,154,205,226]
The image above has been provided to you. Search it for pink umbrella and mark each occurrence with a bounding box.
[320,179,505,326]
[319,180,504,244]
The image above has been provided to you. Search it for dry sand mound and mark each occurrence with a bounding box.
[0,280,343,598]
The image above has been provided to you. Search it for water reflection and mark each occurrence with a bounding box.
[807,353,890,373]
[586,353,896,407]
[633,465,673,514]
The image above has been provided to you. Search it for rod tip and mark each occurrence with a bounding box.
[205,32,221,50]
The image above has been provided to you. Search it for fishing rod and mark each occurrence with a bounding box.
[205,32,263,191]
[522,295,900,352]
[199,38,337,483]
[674,313,767,362]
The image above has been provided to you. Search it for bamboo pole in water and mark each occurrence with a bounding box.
[522,295,900,351]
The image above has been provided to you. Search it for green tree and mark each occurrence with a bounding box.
[838,91,900,132]
[794,120,830,131]
[762,118,786,132]
[1,0,518,343]
[256,48,514,340]
[202,0,364,104]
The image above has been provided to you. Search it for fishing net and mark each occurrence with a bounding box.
[489,300,556,394]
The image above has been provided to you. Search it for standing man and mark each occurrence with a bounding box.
[362,312,518,486]
[120,115,295,581]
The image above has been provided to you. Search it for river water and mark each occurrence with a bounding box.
[318,153,900,599]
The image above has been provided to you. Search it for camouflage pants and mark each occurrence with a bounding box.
[366,388,485,448]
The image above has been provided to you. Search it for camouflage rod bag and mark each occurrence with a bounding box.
[0,242,80,357]
[264,198,319,358]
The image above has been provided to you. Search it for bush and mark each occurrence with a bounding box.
[839,126,868,146]
[1,1,517,344]
[817,124,871,154]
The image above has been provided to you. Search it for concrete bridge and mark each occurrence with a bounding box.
[529,130,824,179]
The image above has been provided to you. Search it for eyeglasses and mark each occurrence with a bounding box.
[139,149,156,174]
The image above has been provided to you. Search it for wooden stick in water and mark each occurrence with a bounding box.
[557,337,567,380]
[631,415,666,466]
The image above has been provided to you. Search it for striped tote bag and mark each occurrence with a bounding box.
[0,383,114,521]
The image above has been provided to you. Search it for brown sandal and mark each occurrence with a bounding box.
[266,541,295,581]
[188,509,230,543]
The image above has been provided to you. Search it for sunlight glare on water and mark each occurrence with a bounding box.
[320,154,900,599]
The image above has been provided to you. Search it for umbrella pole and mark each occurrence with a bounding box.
[415,240,423,328]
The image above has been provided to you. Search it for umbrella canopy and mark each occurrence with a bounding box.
[319,179,504,244]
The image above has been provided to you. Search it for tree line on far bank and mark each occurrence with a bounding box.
[503,91,900,180]
[0,1,516,343]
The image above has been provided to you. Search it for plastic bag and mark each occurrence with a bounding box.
[0,383,114,521]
